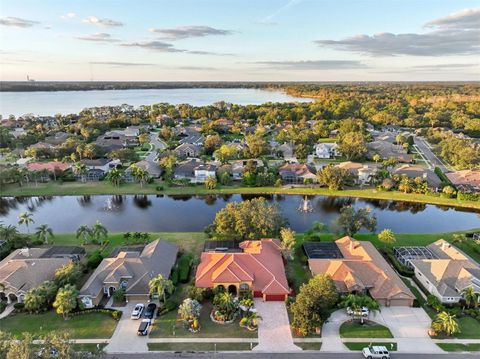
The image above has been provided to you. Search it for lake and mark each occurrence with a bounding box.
[0,194,478,233]
[0,88,310,117]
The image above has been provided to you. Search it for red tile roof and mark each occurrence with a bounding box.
[27,162,70,172]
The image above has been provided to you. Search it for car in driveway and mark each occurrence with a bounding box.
[346,306,369,317]
[362,345,390,359]
[137,319,151,336]
[144,303,157,319]
[131,303,145,319]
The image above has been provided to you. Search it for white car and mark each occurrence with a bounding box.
[362,345,390,359]
[131,303,145,319]
[346,306,369,317]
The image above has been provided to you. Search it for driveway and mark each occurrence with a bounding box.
[253,299,300,352]
[105,301,149,354]
[320,309,349,352]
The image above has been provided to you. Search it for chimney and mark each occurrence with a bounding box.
[441,241,450,251]
[20,248,30,257]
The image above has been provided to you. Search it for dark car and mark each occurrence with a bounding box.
[144,303,157,319]
[137,319,151,336]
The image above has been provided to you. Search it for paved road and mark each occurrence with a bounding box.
[414,136,450,172]
[145,132,167,162]
[107,353,477,359]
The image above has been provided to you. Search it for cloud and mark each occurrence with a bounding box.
[120,40,232,56]
[149,25,233,40]
[411,63,479,69]
[174,66,218,71]
[0,17,39,28]
[254,60,368,70]
[83,16,123,27]
[77,33,120,42]
[314,7,480,56]
[258,0,302,25]
[90,61,156,67]
[60,12,76,20]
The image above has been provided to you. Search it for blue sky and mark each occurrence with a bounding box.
[1,0,479,81]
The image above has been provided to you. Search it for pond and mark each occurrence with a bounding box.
[0,194,478,233]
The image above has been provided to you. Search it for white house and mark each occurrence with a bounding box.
[315,142,339,159]
[194,164,217,183]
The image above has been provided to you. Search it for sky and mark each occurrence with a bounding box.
[1,0,479,81]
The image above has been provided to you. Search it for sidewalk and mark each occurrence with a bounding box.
[0,305,14,320]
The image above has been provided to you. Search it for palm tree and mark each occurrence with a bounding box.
[91,221,108,245]
[18,212,34,233]
[463,286,478,309]
[35,224,54,244]
[73,162,87,183]
[0,224,19,243]
[106,168,123,187]
[133,167,149,188]
[76,225,92,245]
[149,274,174,304]
[340,293,379,324]
[432,311,460,336]
[213,292,238,321]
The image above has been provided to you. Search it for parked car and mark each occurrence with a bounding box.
[346,306,369,317]
[131,303,145,319]
[362,345,390,359]
[137,319,151,336]
[36,347,58,358]
[144,303,157,319]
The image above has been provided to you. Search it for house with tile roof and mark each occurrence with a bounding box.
[78,240,178,308]
[306,236,415,306]
[410,239,480,304]
[195,238,290,301]
[0,246,85,304]
[279,163,317,184]
[446,170,480,192]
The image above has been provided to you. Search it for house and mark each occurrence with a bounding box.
[305,236,415,306]
[44,132,71,146]
[335,161,377,185]
[231,159,264,180]
[27,161,70,175]
[446,170,480,192]
[278,143,295,161]
[393,164,442,190]
[125,160,163,181]
[213,118,234,132]
[78,240,178,308]
[315,143,339,159]
[29,142,55,151]
[177,126,204,146]
[194,164,217,183]
[0,246,85,304]
[195,238,290,301]
[174,143,201,159]
[10,127,27,138]
[408,240,480,304]
[279,163,317,184]
[81,158,121,173]
[367,140,413,163]
[95,133,126,153]
[173,158,202,182]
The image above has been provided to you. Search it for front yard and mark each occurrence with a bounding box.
[344,342,397,351]
[1,310,118,339]
[339,321,394,338]
[454,317,480,339]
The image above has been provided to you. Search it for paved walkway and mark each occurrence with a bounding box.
[0,305,14,319]
[253,299,301,352]
[320,310,349,352]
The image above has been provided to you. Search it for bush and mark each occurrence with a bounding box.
[178,253,193,283]
[412,299,420,308]
[156,185,164,191]
[434,167,451,186]
[13,302,25,311]
[170,268,179,286]
[0,301,7,313]
[86,250,104,269]
[157,299,178,316]
[113,288,125,302]
[71,307,121,320]
[386,252,414,277]
[458,192,480,201]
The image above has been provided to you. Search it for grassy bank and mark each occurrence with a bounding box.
[2,182,480,210]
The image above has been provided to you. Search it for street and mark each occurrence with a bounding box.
[413,136,450,172]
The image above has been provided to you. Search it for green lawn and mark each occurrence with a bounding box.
[344,342,397,351]
[3,182,480,210]
[454,317,480,339]
[148,343,256,351]
[339,321,394,338]
[437,343,480,352]
[149,302,257,339]
[0,311,118,339]
[294,342,322,350]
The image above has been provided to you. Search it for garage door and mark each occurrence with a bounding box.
[254,291,263,298]
[265,294,286,301]
[389,298,413,307]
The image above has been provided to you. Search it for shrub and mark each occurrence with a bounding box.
[170,268,179,286]
[386,252,414,277]
[13,302,25,311]
[86,250,104,269]
[0,301,7,313]
[156,185,164,191]
[112,288,125,302]
[412,299,420,308]
[458,192,480,201]
[178,253,193,283]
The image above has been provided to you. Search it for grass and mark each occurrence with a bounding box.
[294,342,322,350]
[3,182,480,210]
[72,343,107,352]
[454,317,480,339]
[344,342,397,351]
[0,311,118,339]
[147,343,256,351]
[149,302,257,339]
[436,343,480,352]
[339,321,394,338]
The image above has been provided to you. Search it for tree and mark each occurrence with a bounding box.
[291,274,338,336]
[178,298,202,322]
[204,134,223,155]
[316,164,353,190]
[73,162,87,182]
[442,185,456,198]
[340,293,380,324]
[106,168,123,187]
[280,227,296,260]
[149,274,174,304]
[211,197,285,240]
[17,212,34,233]
[130,165,149,187]
[35,224,54,244]
[204,176,217,190]
[378,229,396,248]
[24,287,49,313]
[91,221,108,245]
[432,311,460,336]
[0,224,19,244]
[214,144,238,164]
[54,262,81,287]
[53,284,78,320]
[138,133,149,146]
[4,332,34,359]
[372,154,381,163]
[219,171,232,186]
[336,206,377,236]
[213,292,239,321]
[462,286,478,309]
[338,132,366,160]
[245,133,267,158]
[76,225,92,245]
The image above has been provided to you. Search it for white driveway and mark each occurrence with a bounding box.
[253,299,301,352]
[105,302,149,354]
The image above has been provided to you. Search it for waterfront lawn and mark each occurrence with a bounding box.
[1,311,118,339]
[437,343,480,352]
[344,342,397,351]
[149,302,257,339]
[147,343,256,351]
[339,321,394,338]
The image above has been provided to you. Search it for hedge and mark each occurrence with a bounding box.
[458,192,480,201]
[434,167,451,186]
[71,307,122,320]
[178,253,193,283]
[170,267,179,286]
[386,252,414,277]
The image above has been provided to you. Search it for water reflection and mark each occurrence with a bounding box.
[133,195,152,209]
